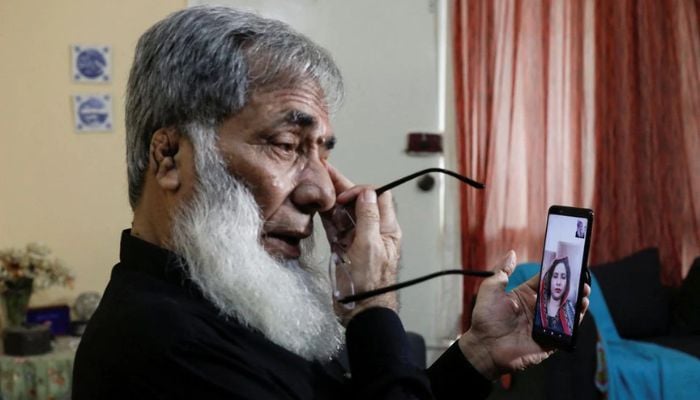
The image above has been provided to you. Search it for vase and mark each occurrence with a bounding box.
[3,277,33,327]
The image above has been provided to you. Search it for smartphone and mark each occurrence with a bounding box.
[532,205,593,351]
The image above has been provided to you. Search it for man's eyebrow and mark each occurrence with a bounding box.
[284,110,316,127]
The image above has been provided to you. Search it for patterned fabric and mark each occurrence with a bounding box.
[0,340,75,400]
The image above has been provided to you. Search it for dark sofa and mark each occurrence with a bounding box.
[490,248,700,400]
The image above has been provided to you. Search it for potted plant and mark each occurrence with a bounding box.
[0,243,74,354]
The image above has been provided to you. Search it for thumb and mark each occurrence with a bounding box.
[353,189,381,244]
[490,250,517,289]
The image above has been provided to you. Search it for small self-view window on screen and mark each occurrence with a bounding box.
[533,214,587,337]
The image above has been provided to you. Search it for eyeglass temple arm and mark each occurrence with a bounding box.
[375,168,485,195]
[337,269,494,304]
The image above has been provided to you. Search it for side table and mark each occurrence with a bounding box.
[0,338,78,400]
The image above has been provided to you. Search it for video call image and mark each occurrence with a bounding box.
[533,215,586,336]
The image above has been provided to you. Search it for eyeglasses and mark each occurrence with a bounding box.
[322,168,493,309]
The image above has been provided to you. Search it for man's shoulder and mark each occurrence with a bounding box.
[74,263,327,400]
[82,263,226,348]
[76,263,251,379]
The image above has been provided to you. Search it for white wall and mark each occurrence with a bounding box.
[191,0,463,361]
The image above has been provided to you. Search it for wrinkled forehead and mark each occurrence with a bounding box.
[255,81,330,115]
[248,75,330,113]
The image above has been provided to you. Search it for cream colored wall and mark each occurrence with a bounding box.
[0,0,186,307]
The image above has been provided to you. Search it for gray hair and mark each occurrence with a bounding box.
[125,5,344,208]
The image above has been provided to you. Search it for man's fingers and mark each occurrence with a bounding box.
[353,189,381,244]
[579,296,590,324]
[483,251,517,290]
[337,186,367,205]
[492,250,517,276]
[327,163,355,194]
[579,283,591,323]
[525,272,540,292]
[377,191,400,236]
[582,282,591,297]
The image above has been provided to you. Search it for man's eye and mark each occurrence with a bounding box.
[274,142,296,152]
[269,139,302,159]
[263,133,304,160]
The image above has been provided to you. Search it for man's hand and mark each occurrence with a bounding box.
[322,164,402,325]
[458,251,591,379]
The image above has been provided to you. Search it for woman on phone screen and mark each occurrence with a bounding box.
[538,257,575,334]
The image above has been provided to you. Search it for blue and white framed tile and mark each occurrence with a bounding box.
[72,94,113,132]
[71,45,111,83]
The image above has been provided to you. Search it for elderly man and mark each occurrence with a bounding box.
[73,6,589,399]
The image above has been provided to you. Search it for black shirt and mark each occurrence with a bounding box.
[73,230,491,399]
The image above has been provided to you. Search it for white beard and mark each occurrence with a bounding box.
[169,124,344,361]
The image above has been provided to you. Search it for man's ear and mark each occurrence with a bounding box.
[149,128,181,192]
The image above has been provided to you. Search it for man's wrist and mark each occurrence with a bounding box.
[339,294,398,326]
[458,330,499,380]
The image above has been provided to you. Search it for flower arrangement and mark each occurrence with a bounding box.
[0,243,74,292]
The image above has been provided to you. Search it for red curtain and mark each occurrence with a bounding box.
[592,0,700,285]
[453,0,700,330]
[453,0,594,329]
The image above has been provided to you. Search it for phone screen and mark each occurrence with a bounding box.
[532,206,593,350]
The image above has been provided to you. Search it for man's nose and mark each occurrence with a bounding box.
[290,157,335,213]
